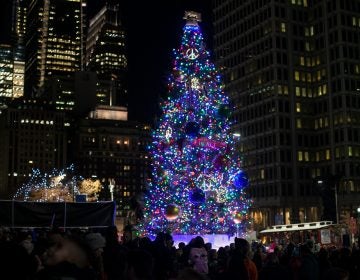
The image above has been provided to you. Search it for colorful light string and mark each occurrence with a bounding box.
[139,17,252,238]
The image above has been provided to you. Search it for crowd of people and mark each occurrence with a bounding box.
[0,225,359,280]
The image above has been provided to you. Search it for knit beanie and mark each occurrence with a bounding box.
[85,233,106,250]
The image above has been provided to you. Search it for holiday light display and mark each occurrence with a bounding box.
[139,11,252,238]
[14,165,83,202]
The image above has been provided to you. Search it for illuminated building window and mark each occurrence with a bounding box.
[296,102,301,112]
[318,86,322,96]
[348,146,353,157]
[294,71,300,81]
[326,149,330,160]
[260,169,265,179]
[302,88,307,97]
[283,85,288,95]
[296,119,302,128]
[300,56,305,65]
[281,23,286,32]
[316,56,320,65]
[324,117,328,127]
[278,85,282,94]
[304,151,309,161]
[296,87,301,96]
[298,151,303,161]
[317,70,321,81]
[322,84,327,95]
[316,152,320,162]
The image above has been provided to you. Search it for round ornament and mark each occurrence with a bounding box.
[233,170,249,189]
[213,154,228,170]
[218,211,225,223]
[233,212,243,224]
[164,204,180,221]
[189,188,205,205]
[217,104,231,118]
[185,122,200,137]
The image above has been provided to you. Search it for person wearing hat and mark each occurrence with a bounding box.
[85,232,106,280]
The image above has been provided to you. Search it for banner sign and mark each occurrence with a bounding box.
[0,200,115,228]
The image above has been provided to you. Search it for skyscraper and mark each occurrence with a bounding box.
[11,0,26,100]
[86,1,128,107]
[212,0,360,227]
[25,0,86,97]
[0,45,14,101]
[0,0,26,104]
[0,99,68,198]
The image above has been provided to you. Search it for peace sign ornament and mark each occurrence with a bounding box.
[186,48,199,60]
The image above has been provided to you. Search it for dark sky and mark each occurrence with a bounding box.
[121,1,213,123]
[1,0,213,124]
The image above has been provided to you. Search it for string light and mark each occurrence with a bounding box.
[139,17,252,238]
[14,164,82,202]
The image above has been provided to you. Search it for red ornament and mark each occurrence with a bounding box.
[164,204,180,221]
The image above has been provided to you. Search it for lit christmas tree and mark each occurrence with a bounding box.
[139,11,252,238]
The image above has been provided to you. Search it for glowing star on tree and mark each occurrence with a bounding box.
[138,11,252,238]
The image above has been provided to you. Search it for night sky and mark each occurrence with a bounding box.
[121,0,213,124]
[0,0,213,124]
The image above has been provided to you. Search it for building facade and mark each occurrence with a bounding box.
[71,106,151,218]
[212,0,360,228]
[0,99,68,198]
[0,45,14,102]
[24,0,86,97]
[86,1,128,107]
[11,0,26,100]
[0,44,24,104]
